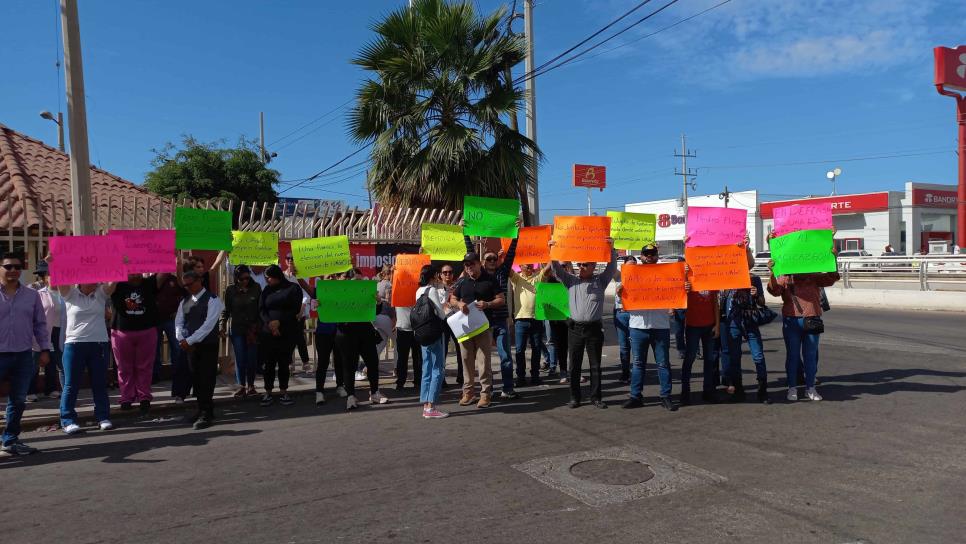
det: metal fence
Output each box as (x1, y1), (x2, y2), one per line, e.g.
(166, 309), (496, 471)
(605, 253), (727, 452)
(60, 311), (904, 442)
(753, 255), (966, 291)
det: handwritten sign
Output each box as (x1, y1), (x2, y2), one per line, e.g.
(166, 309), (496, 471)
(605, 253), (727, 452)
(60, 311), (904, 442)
(463, 196), (519, 238)
(174, 207), (232, 250)
(770, 229), (837, 276)
(684, 245), (751, 291)
(109, 229), (176, 274)
(48, 235), (127, 286)
(772, 203), (834, 237)
(316, 280), (376, 322)
(685, 207), (747, 247)
(391, 254), (431, 307)
(500, 225), (551, 265)
(620, 262), (687, 310)
(550, 216), (612, 262)
(607, 211), (656, 250)
(231, 231), (279, 266)
(290, 235), (352, 278)
(421, 224), (465, 261)
(534, 282), (570, 321)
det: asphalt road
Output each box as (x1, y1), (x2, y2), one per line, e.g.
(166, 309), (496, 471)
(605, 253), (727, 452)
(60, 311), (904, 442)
(3, 307), (965, 544)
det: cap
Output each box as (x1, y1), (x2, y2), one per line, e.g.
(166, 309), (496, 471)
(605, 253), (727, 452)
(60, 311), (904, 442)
(462, 252), (480, 263)
(641, 243), (659, 255)
(33, 261), (49, 275)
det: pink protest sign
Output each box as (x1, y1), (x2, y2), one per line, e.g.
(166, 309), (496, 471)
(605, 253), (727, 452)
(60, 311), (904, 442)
(48, 235), (127, 286)
(772, 204), (833, 236)
(685, 207), (747, 247)
(109, 229), (177, 274)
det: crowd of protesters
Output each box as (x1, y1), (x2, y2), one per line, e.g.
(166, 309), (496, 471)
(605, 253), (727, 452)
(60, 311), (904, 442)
(0, 224), (839, 455)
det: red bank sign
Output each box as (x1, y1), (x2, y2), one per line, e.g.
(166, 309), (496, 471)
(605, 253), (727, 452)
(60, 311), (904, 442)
(573, 164), (606, 189)
(760, 192), (889, 219)
(934, 45), (966, 92)
(912, 189), (958, 208)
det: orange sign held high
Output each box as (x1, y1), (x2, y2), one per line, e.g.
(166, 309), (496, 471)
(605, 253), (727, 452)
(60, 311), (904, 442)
(500, 225), (552, 265)
(620, 262), (687, 311)
(550, 216), (612, 263)
(390, 253), (431, 307)
(684, 245), (751, 291)
(573, 164), (606, 190)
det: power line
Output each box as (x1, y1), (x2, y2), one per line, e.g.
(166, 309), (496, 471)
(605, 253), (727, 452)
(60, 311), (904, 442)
(278, 142), (374, 195)
(266, 98), (353, 148)
(699, 148), (953, 170)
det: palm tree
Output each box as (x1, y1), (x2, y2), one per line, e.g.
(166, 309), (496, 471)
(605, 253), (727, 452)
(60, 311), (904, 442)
(349, 0), (540, 222)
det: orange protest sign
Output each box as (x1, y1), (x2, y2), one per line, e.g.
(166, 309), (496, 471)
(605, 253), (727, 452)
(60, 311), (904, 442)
(500, 225), (551, 265)
(620, 262), (687, 310)
(550, 216), (612, 262)
(684, 245), (751, 291)
(390, 253), (431, 307)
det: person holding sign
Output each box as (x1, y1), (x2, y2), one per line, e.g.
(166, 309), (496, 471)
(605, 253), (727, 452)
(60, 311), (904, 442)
(329, 271), (390, 411)
(541, 263), (574, 384)
(221, 265), (262, 398)
(257, 265), (304, 408)
(509, 263), (551, 386)
(766, 235), (840, 402)
(679, 279), (719, 406)
(175, 265), (225, 430)
(549, 237), (617, 409)
(110, 272), (168, 418)
(612, 256), (637, 385)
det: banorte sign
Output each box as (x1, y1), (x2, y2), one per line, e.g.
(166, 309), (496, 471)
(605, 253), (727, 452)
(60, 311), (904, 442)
(573, 164), (606, 190)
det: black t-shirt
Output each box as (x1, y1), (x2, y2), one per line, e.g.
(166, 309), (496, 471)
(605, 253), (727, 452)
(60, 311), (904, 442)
(111, 278), (160, 331)
(454, 270), (499, 323)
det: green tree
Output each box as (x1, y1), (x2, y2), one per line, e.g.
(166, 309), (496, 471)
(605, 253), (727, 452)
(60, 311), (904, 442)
(144, 136), (279, 203)
(349, 0), (540, 220)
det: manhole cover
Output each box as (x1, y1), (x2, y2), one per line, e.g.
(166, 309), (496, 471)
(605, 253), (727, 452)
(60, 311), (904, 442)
(569, 459), (655, 485)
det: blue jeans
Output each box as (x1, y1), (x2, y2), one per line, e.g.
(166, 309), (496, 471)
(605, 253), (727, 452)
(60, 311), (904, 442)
(782, 317), (820, 388)
(670, 310), (686, 356)
(0, 351), (35, 445)
(724, 322), (767, 384)
(614, 310), (631, 378)
(629, 328), (672, 399)
(419, 336), (446, 404)
(155, 319), (179, 382)
(513, 319), (542, 379)
(61, 342), (110, 427)
(492, 322), (514, 392)
(230, 333), (258, 387)
(682, 325), (715, 393)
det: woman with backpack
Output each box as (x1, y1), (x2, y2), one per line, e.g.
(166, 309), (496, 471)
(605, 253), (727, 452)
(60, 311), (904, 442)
(410, 265), (450, 419)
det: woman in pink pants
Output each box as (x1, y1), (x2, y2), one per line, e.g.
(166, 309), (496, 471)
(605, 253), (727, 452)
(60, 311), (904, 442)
(110, 274), (163, 417)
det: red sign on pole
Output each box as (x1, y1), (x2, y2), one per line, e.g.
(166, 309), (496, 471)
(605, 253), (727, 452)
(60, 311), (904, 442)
(573, 164), (606, 190)
(934, 46), (966, 93)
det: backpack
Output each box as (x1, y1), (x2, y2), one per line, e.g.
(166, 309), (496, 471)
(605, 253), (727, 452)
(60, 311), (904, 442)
(411, 289), (444, 346)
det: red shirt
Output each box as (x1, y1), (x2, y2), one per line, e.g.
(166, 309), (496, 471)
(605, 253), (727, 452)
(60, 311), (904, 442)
(686, 291), (717, 327)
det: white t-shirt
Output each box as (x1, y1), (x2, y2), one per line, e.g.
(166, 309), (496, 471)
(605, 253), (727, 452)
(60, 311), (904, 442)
(64, 286), (110, 343)
(415, 285), (447, 319)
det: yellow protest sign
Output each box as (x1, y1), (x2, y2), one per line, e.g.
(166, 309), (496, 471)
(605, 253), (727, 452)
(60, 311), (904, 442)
(290, 235), (352, 278)
(231, 231), (279, 266)
(421, 224), (465, 261)
(607, 211), (656, 250)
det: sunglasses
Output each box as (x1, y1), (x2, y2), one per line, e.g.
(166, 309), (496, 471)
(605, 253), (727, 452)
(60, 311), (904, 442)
(441, 270), (454, 274)
(484, 256), (497, 262)
(2, 264), (23, 271)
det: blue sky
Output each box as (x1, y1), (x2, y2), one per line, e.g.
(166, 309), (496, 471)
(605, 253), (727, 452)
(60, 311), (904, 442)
(2, 0), (964, 219)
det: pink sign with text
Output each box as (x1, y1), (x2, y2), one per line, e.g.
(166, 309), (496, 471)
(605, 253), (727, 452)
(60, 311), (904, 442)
(685, 207), (747, 247)
(48, 235), (127, 286)
(109, 229), (177, 274)
(772, 204), (833, 236)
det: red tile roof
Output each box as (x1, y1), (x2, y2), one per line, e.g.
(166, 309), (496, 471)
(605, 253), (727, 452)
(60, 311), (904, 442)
(0, 123), (155, 232)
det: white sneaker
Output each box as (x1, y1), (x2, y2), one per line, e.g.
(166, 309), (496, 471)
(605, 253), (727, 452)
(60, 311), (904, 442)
(26, 394), (39, 402)
(174, 397), (185, 405)
(346, 395), (358, 410)
(63, 423), (82, 435)
(98, 420), (114, 431)
(315, 392), (326, 406)
(370, 391), (389, 404)
(787, 388), (798, 402)
(49, 391), (61, 399)
(354, 371), (366, 381)
(805, 388), (822, 401)
(336, 386), (348, 398)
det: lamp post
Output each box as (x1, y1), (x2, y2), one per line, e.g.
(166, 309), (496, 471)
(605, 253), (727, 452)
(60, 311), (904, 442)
(39, 111), (64, 152)
(826, 167), (842, 196)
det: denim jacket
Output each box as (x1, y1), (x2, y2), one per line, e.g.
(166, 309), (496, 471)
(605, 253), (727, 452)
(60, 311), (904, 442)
(720, 275), (765, 330)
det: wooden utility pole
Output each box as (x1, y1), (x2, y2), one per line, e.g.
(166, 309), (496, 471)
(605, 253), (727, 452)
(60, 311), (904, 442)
(60, 0), (94, 235)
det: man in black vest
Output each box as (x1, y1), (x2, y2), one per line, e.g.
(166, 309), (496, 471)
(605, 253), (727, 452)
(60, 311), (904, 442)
(175, 267), (224, 430)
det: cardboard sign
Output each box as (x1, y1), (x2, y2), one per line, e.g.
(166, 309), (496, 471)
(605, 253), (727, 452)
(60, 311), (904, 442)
(390, 254), (431, 307)
(770, 229), (837, 276)
(685, 207), (746, 247)
(607, 211), (656, 250)
(499, 225), (551, 265)
(772, 204), (834, 237)
(315, 280), (377, 323)
(421, 223), (466, 261)
(463, 196), (519, 238)
(48, 235), (128, 286)
(684, 245), (752, 291)
(109, 229), (176, 274)
(231, 231), (279, 266)
(174, 207), (232, 250)
(550, 216), (612, 262)
(290, 235), (352, 278)
(620, 262), (687, 310)
(534, 282), (570, 321)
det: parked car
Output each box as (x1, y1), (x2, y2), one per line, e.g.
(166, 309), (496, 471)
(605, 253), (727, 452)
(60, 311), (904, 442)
(659, 255), (685, 263)
(837, 250), (877, 269)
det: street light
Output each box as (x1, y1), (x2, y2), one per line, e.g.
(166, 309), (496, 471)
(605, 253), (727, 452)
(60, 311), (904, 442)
(826, 167), (842, 195)
(39, 110), (64, 152)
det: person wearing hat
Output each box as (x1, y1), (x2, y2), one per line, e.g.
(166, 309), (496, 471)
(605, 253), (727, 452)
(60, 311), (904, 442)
(27, 261), (65, 401)
(612, 255), (637, 385)
(175, 264), (224, 429)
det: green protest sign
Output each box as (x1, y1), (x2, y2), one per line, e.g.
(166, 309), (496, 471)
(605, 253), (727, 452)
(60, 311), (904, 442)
(316, 280), (377, 323)
(770, 229), (837, 276)
(463, 196), (519, 238)
(607, 211), (656, 250)
(421, 224), (466, 261)
(174, 207), (232, 250)
(231, 231), (279, 266)
(290, 235), (352, 278)
(535, 282), (570, 321)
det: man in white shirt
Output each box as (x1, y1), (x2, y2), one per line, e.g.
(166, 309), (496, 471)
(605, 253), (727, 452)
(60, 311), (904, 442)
(175, 268), (224, 430)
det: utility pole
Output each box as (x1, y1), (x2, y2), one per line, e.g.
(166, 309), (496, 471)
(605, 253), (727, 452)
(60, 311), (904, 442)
(674, 133), (697, 219)
(259, 111), (267, 162)
(523, 0), (539, 225)
(719, 185), (732, 208)
(60, 0), (94, 236)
